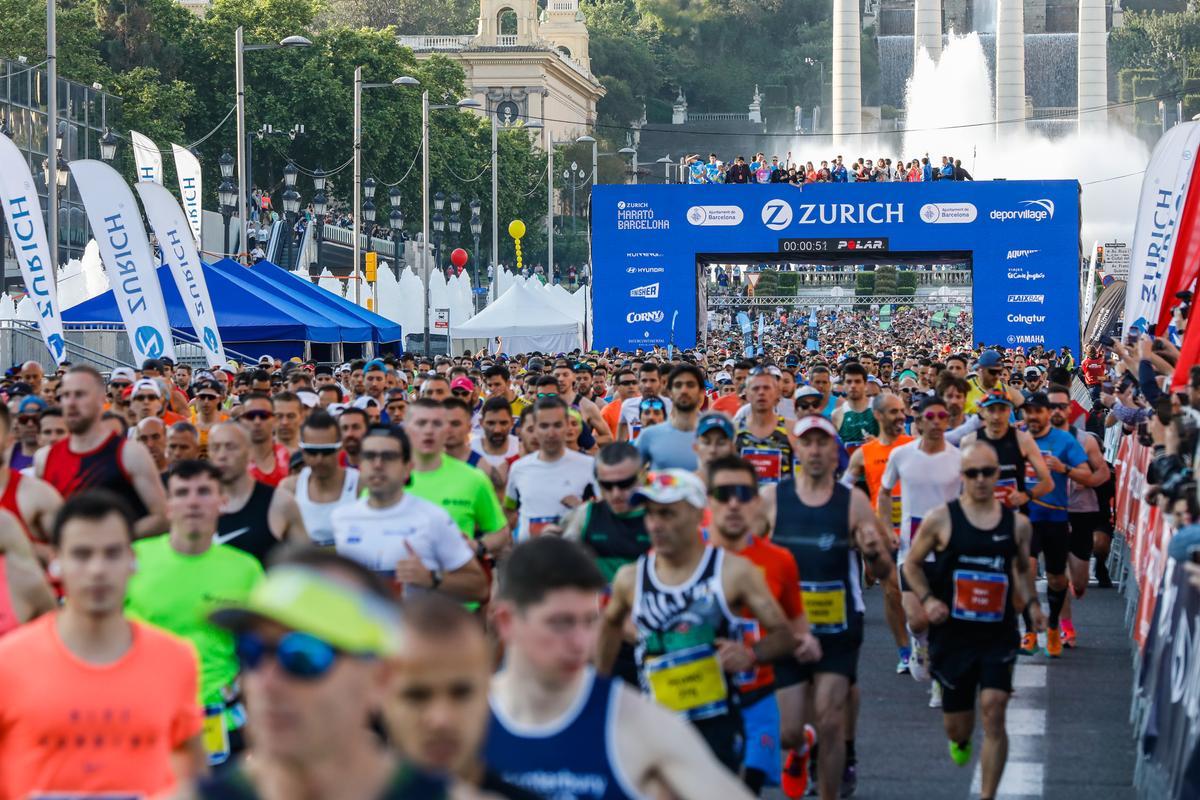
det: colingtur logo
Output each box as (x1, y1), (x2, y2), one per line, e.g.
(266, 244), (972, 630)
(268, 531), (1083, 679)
(1007, 313), (1047, 324)
(630, 283), (660, 299)
(990, 199), (1055, 222)
(1006, 294), (1045, 304)
(1006, 249), (1040, 260)
(626, 310), (665, 324)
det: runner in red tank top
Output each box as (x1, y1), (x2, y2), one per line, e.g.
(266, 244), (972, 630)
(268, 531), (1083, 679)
(240, 394), (292, 487)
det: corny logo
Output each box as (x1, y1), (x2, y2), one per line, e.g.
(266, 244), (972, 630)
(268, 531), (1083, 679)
(627, 310), (665, 324)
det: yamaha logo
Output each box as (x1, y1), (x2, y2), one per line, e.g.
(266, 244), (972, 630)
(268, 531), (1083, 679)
(761, 200), (793, 230)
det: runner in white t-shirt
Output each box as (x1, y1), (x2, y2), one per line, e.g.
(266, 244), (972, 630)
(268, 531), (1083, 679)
(504, 397), (598, 540)
(331, 424), (488, 602)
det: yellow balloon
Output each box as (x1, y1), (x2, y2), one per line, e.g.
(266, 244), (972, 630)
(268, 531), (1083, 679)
(508, 219), (526, 239)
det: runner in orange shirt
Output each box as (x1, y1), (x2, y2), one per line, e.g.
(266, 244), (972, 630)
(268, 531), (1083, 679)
(602, 367), (640, 438)
(844, 393), (913, 674)
(707, 454), (821, 797)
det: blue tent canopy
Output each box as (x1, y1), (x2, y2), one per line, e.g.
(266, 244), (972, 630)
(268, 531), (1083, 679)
(244, 259), (402, 343)
(62, 260), (399, 352)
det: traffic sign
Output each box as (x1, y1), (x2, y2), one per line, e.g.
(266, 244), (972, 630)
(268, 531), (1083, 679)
(1103, 241), (1130, 279)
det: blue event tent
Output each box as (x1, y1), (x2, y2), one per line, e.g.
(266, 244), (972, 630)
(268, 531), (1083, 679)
(63, 258), (400, 360)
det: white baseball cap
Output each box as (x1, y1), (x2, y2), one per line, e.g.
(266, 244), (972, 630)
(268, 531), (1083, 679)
(131, 378), (162, 398)
(793, 415), (837, 439)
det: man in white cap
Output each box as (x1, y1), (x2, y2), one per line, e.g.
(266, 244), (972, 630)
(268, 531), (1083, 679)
(130, 379), (184, 426)
(599, 467), (801, 775)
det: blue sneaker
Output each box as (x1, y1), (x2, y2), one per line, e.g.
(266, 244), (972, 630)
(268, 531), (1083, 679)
(896, 647), (911, 675)
(840, 763), (858, 797)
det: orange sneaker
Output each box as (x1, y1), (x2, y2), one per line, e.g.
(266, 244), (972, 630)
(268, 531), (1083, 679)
(781, 724), (817, 799)
(1019, 632), (1039, 655)
(1046, 627), (1063, 658)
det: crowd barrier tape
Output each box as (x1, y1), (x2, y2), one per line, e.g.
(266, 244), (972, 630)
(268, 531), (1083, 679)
(1112, 435), (1200, 798)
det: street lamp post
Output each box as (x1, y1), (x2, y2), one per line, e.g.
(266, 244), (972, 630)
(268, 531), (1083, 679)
(235, 27), (312, 265)
(576, 135), (597, 282)
(562, 161), (587, 234)
(488, 116), (541, 303)
(312, 167), (327, 278)
(219, 151), (236, 259)
(546, 127), (554, 284)
(363, 177), (377, 310)
(468, 198), (481, 298)
(618, 147), (638, 184)
(353, 70), (419, 308)
(282, 161), (300, 270)
(655, 155), (674, 184)
(448, 194), (462, 260)
(389, 185), (404, 285)
(99, 128), (118, 162)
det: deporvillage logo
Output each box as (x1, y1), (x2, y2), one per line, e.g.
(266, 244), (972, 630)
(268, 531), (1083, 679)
(990, 199), (1055, 222)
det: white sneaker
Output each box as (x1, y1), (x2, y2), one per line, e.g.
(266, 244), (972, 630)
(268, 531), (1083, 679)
(929, 682), (942, 709)
(909, 639), (931, 683)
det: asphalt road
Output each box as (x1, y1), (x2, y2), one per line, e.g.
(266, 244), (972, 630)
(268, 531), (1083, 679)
(764, 580), (1137, 799)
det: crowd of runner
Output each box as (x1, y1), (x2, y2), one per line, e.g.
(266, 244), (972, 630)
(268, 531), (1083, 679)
(0, 299), (1164, 800)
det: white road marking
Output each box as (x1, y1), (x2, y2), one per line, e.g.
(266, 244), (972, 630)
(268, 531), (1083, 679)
(970, 660), (1047, 798)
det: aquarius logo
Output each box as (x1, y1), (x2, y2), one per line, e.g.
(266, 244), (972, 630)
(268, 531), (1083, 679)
(135, 326), (165, 358)
(46, 333), (65, 361)
(202, 326), (220, 354)
(760, 200), (793, 231)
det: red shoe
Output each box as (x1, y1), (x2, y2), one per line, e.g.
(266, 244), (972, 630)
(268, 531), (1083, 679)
(782, 724), (817, 799)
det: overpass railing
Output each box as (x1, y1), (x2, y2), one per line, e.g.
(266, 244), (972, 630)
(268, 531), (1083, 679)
(708, 293), (971, 308)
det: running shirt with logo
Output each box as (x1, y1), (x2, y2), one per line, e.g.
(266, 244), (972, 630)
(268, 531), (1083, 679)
(505, 450), (598, 540)
(580, 502), (650, 584)
(485, 668), (640, 800)
(0, 613), (202, 799)
(125, 536), (263, 710)
(771, 481), (864, 644)
(632, 546), (740, 722)
(861, 436), (913, 534)
(729, 536), (804, 705)
(471, 433), (521, 468)
(409, 457), (505, 539)
(735, 418), (794, 485)
(295, 467), (359, 547)
(979, 426), (1026, 507)
(837, 406), (879, 451)
(217, 481), (278, 565)
(880, 441), (961, 561)
(619, 395), (673, 438)
(248, 442), (292, 487)
(43, 432), (149, 518)
(927, 500), (1020, 647)
(1027, 428), (1087, 523)
(332, 494), (474, 579)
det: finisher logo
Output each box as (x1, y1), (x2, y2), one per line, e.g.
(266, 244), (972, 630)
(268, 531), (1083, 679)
(761, 200), (793, 230)
(990, 199), (1055, 222)
(630, 283), (660, 299)
(616, 201), (670, 231)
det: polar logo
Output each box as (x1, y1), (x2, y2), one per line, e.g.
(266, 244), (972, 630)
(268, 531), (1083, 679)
(202, 326), (220, 353)
(45, 333), (65, 361)
(761, 200), (793, 231)
(919, 203), (977, 224)
(1006, 294), (1045, 304)
(1006, 249), (1040, 260)
(630, 283), (660, 299)
(135, 326), (165, 358)
(627, 310), (665, 324)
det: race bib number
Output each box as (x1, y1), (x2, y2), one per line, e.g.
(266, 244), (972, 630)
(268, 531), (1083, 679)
(645, 644), (729, 719)
(890, 495), (903, 527)
(528, 516), (560, 537)
(741, 447), (782, 484)
(202, 705), (231, 766)
(994, 477), (1018, 506)
(951, 570), (1009, 622)
(801, 580), (848, 634)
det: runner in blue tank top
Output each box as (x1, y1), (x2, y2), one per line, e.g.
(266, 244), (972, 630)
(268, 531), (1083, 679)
(488, 536), (757, 799)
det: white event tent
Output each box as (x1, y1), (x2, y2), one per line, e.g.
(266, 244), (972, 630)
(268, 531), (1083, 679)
(454, 282), (582, 354)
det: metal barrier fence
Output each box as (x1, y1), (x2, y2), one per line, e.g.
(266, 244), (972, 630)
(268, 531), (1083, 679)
(0, 320), (259, 371)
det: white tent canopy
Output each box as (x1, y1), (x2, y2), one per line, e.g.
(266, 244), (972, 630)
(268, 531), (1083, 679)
(454, 282), (582, 354)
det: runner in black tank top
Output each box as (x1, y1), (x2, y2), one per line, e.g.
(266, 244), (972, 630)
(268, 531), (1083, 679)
(976, 425), (1025, 506)
(901, 442), (1042, 797)
(217, 481), (278, 565)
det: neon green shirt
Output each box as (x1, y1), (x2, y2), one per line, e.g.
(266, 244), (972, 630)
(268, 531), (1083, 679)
(126, 535), (264, 706)
(408, 456), (506, 539)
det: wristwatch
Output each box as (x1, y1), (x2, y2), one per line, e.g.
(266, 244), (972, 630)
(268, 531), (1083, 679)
(429, 569), (444, 590)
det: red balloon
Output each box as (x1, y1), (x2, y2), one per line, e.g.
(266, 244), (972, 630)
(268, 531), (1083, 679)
(450, 248), (469, 268)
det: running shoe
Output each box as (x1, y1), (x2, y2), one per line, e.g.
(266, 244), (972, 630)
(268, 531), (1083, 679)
(1046, 627), (1064, 658)
(840, 763), (858, 798)
(929, 681), (942, 709)
(896, 647), (911, 675)
(909, 640), (931, 682)
(781, 725), (817, 799)
(1062, 619), (1077, 648)
(1019, 631), (1040, 656)
(949, 739), (973, 766)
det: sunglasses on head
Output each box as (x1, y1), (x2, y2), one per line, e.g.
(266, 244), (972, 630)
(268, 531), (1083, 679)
(598, 474), (639, 491)
(242, 410), (274, 421)
(962, 466), (999, 479)
(640, 400), (665, 410)
(711, 484), (757, 503)
(536, 392), (558, 398)
(236, 631), (347, 680)
(301, 443), (340, 457)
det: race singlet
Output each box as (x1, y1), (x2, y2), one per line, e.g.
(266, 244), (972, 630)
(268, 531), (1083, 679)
(741, 447), (782, 485)
(645, 644), (729, 717)
(800, 580), (848, 634)
(951, 570), (1008, 622)
(994, 477), (1018, 506)
(528, 516), (560, 537)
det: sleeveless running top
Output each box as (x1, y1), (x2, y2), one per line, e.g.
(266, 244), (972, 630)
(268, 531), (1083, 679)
(248, 443), (291, 487)
(8, 443), (33, 472)
(485, 668), (639, 800)
(978, 426), (1026, 507)
(43, 432), (148, 519)
(581, 502), (650, 585)
(216, 482), (278, 565)
(837, 406), (879, 450)
(772, 480), (864, 641)
(1068, 429), (1100, 513)
(0, 556), (16, 637)
(0, 470), (31, 542)
(632, 546), (739, 722)
(928, 500), (1020, 646)
(196, 764), (449, 799)
(295, 467), (359, 548)
(861, 436), (911, 530)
